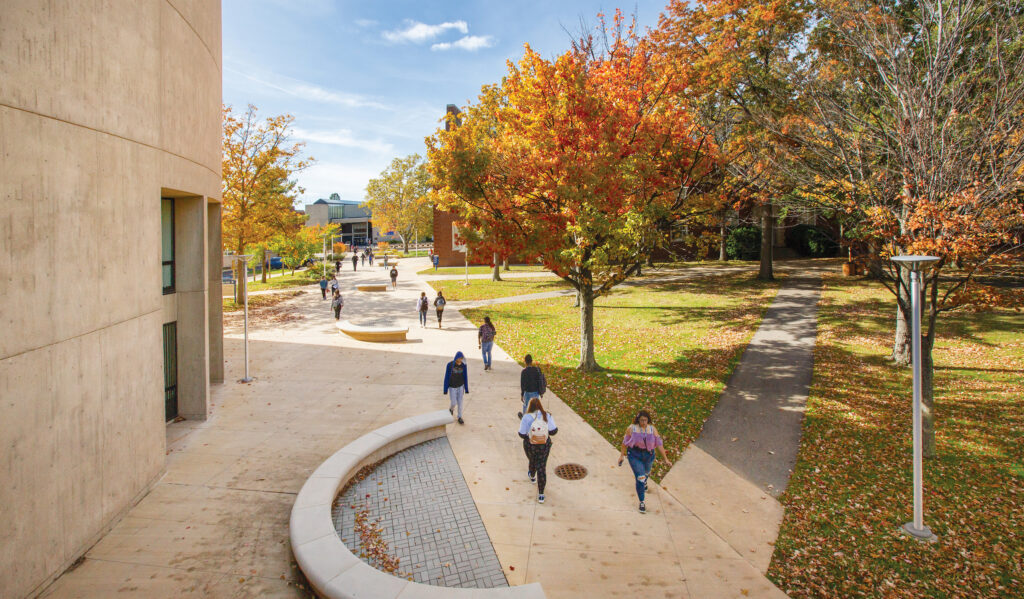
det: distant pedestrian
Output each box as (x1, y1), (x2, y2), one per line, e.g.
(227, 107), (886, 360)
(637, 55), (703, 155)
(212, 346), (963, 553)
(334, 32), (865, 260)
(442, 351), (469, 424)
(319, 276), (328, 300)
(351, 254), (358, 271)
(432, 254), (440, 271)
(368, 251), (374, 266)
(416, 292), (429, 327)
(361, 253), (366, 266)
(617, 410), (670, 514)
(433, 291), (447, 329)
(518, 397), (558, 504)
(335, 260), (341, 274)
(518, 354), (546, 418)
(331, 290), (344, 320)
(390, 266), (398, 290)
(478, 316), (496, 371)
(330, 278), (339, 294)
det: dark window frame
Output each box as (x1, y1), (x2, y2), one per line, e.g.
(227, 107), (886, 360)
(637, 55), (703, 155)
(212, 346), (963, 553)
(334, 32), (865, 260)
(162, 197), (175, 294)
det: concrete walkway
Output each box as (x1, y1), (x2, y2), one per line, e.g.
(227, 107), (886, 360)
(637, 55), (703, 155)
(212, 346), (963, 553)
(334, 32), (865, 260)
(41, 256), (792, 599)
(660, 275), (822, 574)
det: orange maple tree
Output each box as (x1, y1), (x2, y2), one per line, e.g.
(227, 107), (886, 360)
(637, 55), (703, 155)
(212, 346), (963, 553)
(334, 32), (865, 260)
(428, 13), (717, 371)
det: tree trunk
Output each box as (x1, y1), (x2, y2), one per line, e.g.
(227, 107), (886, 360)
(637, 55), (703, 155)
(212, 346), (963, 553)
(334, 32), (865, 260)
(403, 235), (410, 254)
(892, 269), (911, 365)
(502, 258), (510, 271)
(646, 254), (654, 267)
(719, 220), (728, 261)
(758, 203), (774, 281)
(234, 260), (245, 305)
(492, 252), (502, 281)
(573, 290), (580, 308)
(577, 282), (601, 371)
(921, 334), (936, 459)
(261, 248), (268, 283)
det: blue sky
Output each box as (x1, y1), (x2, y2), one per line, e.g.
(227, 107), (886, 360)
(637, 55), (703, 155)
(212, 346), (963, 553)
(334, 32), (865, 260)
(222, 0), (669, 207)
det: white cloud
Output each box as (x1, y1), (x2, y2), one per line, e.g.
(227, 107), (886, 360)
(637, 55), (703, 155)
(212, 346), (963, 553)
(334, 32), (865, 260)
(431, 35), (495, 51)
(296, 162), (385, 204)
(226, 66), (389, 110)
(383, 20), (468, 43)
(292, 128), (393, 154)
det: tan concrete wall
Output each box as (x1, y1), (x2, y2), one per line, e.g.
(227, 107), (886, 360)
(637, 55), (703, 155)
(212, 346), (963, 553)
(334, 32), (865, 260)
(0, 1), (222, 597)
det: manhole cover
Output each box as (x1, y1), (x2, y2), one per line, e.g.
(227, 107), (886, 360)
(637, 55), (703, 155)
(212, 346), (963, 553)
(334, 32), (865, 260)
(554, 463), (588, 480)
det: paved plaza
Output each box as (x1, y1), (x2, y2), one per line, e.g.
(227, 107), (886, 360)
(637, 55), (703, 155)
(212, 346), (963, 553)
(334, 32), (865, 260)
(333, 437), (507, 589)
(41, 257), (796, 598)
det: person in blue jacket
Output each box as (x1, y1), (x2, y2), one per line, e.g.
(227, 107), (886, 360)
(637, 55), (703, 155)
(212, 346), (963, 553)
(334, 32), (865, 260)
(443, 351), (469, 424)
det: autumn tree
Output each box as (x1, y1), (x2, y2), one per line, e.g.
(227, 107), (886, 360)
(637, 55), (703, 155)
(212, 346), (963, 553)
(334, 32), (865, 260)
(363, 154), (432, 254)
(655, 0), (811, 280)
(428, 14), (716, 371)
(222, 104), (312, 299)
(271, 226), (321, 274)
(767, 0), (1024, 456)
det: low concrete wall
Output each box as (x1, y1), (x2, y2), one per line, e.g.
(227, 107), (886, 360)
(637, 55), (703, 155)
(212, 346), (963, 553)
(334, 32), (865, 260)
(290, 410), (546, 599)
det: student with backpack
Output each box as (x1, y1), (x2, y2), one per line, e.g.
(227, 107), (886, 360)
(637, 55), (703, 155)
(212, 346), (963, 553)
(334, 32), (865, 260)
(390, 266), (399, 290)
(433, 291), (447, 329)
(331, 289), (344, 320)
(478, 316), (496, 371)
(319, 276), (328, 300)
(416, 292), (429, 327)
(442, 351), (469, 424)
(518, 354), (546, 418)
(518, 397), (558, 504)
(616, 409), (671, 513)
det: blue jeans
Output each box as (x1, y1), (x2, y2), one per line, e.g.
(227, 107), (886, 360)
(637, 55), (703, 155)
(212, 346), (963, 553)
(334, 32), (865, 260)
(521, 391), (540, 413)
(627, 448), (656, 501)
(419, 310), (427, 326)
(449, 386), (465, 418)
(481, 341), (493, 368)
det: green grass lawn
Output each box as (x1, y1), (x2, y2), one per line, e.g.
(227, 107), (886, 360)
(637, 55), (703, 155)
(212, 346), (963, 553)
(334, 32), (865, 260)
(234, 270), (316, 292)
(416, 264), (551, 275)
(426, 277), (571, 301)
(462, 272), (782, 481)
(768, 275), (1023, 598)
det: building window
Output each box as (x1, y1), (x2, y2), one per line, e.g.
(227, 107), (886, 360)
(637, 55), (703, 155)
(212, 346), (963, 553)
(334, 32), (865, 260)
(161, 198), (175, 294)
(163, 322), (178, 421)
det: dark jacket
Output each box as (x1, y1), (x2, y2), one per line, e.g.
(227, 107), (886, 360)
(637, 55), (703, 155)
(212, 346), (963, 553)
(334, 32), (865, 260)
(443, 351), (469, 393)
(520, 365), (545, 396)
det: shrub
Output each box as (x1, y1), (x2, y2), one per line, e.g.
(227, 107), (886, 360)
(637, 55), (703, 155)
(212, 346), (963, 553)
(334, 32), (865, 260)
(726, 226), (761, 260)
(786, 224), (839, 257)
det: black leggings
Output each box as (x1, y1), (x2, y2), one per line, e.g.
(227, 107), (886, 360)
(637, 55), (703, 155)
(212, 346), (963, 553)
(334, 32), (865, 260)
(436, 308), (444, 325)
(523, 439), (552, 494)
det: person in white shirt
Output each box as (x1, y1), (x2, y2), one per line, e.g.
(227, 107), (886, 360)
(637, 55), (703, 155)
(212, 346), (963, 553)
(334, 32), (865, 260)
(517, 397), (558, 504)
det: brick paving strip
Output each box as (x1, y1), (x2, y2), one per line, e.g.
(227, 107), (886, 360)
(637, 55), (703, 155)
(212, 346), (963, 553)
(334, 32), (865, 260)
(333, 438), (509, 589)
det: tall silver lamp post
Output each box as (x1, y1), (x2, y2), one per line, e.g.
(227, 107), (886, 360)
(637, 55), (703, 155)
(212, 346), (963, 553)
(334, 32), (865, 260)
(228, 254), (255, 384)
(891, 254), (939, 542)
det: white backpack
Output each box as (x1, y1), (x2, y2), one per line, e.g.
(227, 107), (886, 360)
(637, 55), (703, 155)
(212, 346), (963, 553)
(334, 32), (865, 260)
(528, 413), (549, 445)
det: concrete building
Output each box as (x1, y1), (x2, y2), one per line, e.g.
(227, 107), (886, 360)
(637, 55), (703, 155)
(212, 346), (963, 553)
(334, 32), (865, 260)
(304, 194), (376, 247)
(0, 2), (223, 597)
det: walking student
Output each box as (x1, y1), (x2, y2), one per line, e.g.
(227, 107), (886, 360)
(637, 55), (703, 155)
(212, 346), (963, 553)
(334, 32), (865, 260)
(390, 266), (398, 290)
(433, 291), (446, 329)
(351, 253), (358, 271)
(319, 276), (328, 300)
(416, 292), (429, 327)
(361, 253), (366, 266)
(331, 289), (344, 320)
(617, 409), (670, 513)
(518, 354), (546, 418)
(442, 351), (469, 424)
(518, 397), (558, 504)
(478, 316), (496, 371)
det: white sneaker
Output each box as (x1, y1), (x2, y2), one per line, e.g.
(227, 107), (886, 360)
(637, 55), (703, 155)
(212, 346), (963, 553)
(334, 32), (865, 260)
(537, 494), (545, 504)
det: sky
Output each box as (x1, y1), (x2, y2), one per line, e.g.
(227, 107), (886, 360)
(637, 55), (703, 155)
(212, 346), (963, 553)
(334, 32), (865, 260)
(222, 0), (670, 208)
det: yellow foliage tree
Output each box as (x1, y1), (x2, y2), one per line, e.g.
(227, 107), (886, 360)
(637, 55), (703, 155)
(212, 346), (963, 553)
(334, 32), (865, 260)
(222, 104), (312, 297)
(362, 154), (432, 253)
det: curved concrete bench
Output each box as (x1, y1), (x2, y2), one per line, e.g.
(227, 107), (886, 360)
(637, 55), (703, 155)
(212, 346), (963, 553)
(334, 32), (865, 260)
(356, 284), (389, 292)
(336, 320), (409, 342)
(290, 410), (546, 599)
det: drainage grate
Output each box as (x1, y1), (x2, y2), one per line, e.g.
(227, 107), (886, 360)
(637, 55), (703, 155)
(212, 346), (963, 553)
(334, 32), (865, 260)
(554, 463), (588, 480)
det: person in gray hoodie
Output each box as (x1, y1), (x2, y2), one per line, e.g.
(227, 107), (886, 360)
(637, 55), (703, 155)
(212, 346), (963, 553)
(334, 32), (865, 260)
(443, 351), (469, 424)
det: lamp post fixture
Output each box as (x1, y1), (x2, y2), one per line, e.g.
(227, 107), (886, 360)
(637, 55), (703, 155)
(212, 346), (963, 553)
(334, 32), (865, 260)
(891, 254), (940, 542)
(227, 254), (255, 384)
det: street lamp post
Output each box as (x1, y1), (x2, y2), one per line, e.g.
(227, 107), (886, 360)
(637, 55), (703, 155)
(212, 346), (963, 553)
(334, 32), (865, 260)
(228, 254), (255, 384)
(891, 254), (940, 542)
